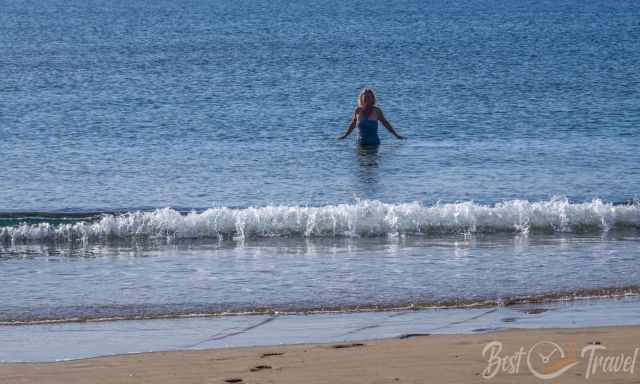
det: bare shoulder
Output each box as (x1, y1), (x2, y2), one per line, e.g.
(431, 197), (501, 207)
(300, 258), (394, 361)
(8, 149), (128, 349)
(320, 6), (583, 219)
(373, 106), (385, 118)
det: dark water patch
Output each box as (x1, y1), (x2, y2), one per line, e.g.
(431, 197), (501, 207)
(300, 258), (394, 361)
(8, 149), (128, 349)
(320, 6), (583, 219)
(398, 333), (431, 339)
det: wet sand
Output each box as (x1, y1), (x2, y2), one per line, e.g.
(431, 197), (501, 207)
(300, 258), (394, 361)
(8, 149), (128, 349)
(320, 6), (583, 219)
(2, 325), (640, 383)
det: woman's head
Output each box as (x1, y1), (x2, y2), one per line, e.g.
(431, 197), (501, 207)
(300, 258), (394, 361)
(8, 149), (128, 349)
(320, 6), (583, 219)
(358, 88), (376, 108)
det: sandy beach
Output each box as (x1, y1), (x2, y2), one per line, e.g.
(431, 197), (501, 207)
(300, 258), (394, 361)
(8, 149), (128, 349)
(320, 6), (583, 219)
(2, 325), (640, 383)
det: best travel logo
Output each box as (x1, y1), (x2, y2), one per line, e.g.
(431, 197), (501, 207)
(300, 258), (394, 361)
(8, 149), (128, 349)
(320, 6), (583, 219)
(482, 340), (639, 380)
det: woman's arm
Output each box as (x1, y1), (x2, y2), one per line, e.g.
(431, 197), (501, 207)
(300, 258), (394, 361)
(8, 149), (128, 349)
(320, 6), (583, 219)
(377, 108), (405, 139)
(337, 108), (359, 139)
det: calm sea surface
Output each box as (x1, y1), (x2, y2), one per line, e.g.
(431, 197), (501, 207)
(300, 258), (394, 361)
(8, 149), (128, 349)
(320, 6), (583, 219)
(1, 0), (639, 323)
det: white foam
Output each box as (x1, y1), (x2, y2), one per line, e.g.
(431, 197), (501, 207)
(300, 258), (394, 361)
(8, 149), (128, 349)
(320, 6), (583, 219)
(1, 197), (639, 242)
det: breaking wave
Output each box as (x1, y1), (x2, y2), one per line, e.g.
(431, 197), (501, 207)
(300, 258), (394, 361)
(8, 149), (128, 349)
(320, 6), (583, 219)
(1, 198), (639, 243)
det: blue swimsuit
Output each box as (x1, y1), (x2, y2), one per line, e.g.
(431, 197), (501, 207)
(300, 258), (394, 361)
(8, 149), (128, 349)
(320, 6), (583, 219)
(356, 117), (380, 146)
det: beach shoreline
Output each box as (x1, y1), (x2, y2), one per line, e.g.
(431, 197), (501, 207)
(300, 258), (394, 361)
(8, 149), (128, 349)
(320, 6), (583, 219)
(2, 325), (640, 383)
(3, 296), (640, 364)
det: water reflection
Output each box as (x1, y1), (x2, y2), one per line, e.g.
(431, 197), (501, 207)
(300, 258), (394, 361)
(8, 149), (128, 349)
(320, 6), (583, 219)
(354, 145), (381, 197)
(356, 145), (380, 167)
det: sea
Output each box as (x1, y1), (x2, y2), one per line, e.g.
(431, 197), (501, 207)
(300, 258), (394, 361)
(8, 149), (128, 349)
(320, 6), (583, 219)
(1, 0), (640, 330)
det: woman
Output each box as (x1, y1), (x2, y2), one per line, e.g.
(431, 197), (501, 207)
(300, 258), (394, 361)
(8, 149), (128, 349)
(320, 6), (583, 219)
(337, 88), (405, 145)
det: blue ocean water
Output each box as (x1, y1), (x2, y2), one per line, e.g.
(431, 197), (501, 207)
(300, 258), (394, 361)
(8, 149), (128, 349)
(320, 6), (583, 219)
(1, 0), (640, 323)
(2, 0), (639, 210)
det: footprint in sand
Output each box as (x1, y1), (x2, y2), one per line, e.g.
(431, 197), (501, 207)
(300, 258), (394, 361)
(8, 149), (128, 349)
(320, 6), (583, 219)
(332, 343), (365, 349)
(250, 365), (272, 372)
(260, 352), (284, 358)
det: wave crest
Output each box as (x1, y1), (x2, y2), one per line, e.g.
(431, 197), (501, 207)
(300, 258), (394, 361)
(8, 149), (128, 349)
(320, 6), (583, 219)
(1, 198), (639, 242)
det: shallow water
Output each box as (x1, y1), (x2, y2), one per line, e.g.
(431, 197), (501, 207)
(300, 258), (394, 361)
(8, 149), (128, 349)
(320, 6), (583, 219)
(1, 0), (640, 328)
(1, 233), (639, 323)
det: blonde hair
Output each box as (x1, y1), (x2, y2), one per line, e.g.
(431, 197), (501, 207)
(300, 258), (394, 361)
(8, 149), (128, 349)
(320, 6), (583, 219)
(358, 88), (377, 111)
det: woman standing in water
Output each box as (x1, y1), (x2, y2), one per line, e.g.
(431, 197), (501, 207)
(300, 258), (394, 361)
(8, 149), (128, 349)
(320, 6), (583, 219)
(337, 88), (405, 145)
